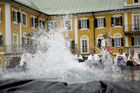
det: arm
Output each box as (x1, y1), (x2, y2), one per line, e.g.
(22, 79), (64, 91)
(123, 53), (128, 63)
(134, 53), (139, 63)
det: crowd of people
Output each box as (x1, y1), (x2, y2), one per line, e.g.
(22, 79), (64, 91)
(75, 32), (140, 68)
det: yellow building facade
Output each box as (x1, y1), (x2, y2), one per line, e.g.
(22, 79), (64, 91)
(0, 0), (140, 69)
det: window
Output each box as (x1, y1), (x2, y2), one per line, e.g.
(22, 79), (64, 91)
(134, 37), (140, 46)
(95, 17), (105, 28)
(133, 15), (140, 30)
(31, 16), (35, 28)
(97, 39), (103, 48)
(0, 35), (3, 47)
(13, 34), (18, 52)
(82, 40), (88, 53)
(0, 8), (1, 23)
(134, 0), (138, 3)
(22, 13), (27, 26)
(79, 19), (89, 29)
(22, 37), (29, 50)
(70, 40), (75, 50)
(40, 19), (45, 30)
(64, 20), (72, 31)
(12, 9), (17, 23)
(112, 34), (123, 47)
(114, 38), (122, 47)
(111, 16), (122, 27)
(80, 35), (89, 54)
(47, 21), (57, 31)
(30, 39), (37, 53)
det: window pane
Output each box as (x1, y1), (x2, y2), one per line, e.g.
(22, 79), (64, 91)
(65, 20), (72, 30)
(134, 0), (138, 3)
(22, 14), (26, 25)
(80, 19), (88, 29)
(0, 35), (2, 47)
(97, 18), (104, 28)
(134, 15), (140, 30)
(114, 17), (120, 26)
(114, 38), (121, 47)
(82, 39), (88, 53)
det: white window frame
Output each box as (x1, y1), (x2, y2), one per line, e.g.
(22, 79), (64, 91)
(113, 33), (122, 47)
(64, 19), (72, 31)
(47, 21), (57, 31)
(114, 38), (122, 47)
(133, 0), (139, 4)
(132, 14), (140, 31)
(79, 18), (89, 30)
(96, 17), (105, 29)
(31, 16), (35, 29)
(80, 35), (89, 54)
(39, 18), (45, 30)
(134, 36), (140, 46)
(12, 8), (18, 24)
(112, 15), (122, 27)
(22, 12), (27, 26)
(13, 34), (19, 52)
(0, 8), (1, 24)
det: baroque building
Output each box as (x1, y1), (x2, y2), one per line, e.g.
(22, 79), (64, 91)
(0, 0), (140, 69)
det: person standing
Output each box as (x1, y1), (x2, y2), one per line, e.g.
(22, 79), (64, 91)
(101, 32), (113, 64)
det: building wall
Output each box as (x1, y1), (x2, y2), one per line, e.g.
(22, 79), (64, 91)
(127, 0), (134, 4)
(77, 15), (94, 54)
(1, 0), (140, 69)
(94, 13), (125, 54)
(0, 4), (5, 52)
(0, 4), (6, 69)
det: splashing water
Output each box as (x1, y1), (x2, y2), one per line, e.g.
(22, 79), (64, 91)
(2, 28), (122, 84)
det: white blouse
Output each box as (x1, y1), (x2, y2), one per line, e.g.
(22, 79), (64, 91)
(114, 53), (127, 65)
(128, 53), (140, 64)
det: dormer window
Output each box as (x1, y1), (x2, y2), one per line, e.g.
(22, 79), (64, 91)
(134, 0), (138, 3)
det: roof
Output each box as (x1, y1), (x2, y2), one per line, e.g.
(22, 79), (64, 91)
(13, 0), (139, 15)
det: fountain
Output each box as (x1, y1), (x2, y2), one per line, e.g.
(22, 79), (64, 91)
(1, 16), (140, 93)
(1, 23), (122, 84)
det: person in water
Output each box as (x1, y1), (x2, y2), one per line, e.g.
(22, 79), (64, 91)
(101, 32), (113, 63)
(86, 50), (100, 67)
(115, 49), (127, 67)
(75, 51), (84, 62)
(127, 48), (140, 66)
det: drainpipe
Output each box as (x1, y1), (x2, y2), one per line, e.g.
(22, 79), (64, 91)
(92, 12), (95, 49)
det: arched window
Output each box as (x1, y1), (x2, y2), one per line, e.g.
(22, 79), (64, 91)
(113, 33), (123, 47)
(80, 35), (89, 54)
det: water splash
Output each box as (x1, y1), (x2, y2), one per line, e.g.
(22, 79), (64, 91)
(2, 22), (122, 84)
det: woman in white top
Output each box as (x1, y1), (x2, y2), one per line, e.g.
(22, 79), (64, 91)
(115, 49), (127, 67)
(75, 51), (84, 62)
(127, 49), (140, 66)
(86, 50), (100, 67)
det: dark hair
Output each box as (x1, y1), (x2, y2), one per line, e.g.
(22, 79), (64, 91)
(119, 49), (123, 52)
(92, 49), (96, 53)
